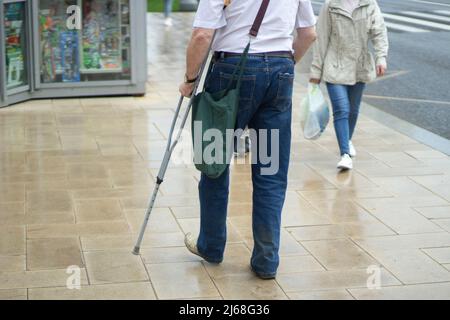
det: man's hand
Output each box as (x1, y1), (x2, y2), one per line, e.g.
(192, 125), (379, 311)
(376, 64), (386, 77)
(179, 82), (195, 97)
(310, 78), (320, 84)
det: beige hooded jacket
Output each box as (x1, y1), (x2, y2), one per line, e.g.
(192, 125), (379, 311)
(311, 0), (389, 85)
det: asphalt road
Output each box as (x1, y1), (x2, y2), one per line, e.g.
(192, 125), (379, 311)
(310, 0), (450, 139)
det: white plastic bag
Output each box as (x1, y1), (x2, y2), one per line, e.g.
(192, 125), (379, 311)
(300, 83), (330, 140)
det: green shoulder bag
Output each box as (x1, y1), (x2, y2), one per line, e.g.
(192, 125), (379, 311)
(191, 44), (250, 179)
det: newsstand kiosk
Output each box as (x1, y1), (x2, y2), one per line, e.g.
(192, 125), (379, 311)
(0, 0), (147, 107)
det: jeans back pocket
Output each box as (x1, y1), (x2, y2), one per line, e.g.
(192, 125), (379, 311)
(275, 73), (294, 112)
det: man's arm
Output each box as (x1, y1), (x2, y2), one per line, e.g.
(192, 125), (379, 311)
(179, 28), (215, 97)
(185, 28), (215, 80)
(179, 0), (226, 96)
(293, 26), (317, 63)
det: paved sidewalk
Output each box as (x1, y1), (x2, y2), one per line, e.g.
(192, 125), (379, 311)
(0, 13), (450, 300)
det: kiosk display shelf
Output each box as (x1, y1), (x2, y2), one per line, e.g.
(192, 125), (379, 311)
(4, 1), (28, 90)
(38, 0), (132, 83)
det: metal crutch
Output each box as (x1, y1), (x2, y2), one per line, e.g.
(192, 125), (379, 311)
(132, 35), (216, 256)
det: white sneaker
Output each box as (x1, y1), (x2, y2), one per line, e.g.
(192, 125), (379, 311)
(349, 141), (356, 158)
(164, 17), (173, 26)
(337, 154), (353, 170)
(234, 136), (251, 157)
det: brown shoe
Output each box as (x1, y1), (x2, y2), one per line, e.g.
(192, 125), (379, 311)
(250, 265), (276, 280)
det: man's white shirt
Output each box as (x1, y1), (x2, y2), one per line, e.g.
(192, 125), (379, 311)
(193, 0), (316, 53)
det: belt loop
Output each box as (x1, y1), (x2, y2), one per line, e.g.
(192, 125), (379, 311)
(264, 53), (269, 63)
(220, 52), (225, 60)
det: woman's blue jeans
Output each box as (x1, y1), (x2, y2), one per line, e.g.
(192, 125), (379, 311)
(197, 55), (294, 277)
(326, 82), (366, 156)
(164, 0), (173, 18)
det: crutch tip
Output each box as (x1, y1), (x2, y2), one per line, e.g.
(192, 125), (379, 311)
(132, 247), (141, 255)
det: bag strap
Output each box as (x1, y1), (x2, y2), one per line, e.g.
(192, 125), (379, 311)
(219, 0), (270, 96)
(235, 43), (250, 90)
(223, 42), (251, 94)
(250, 0), (270, 37)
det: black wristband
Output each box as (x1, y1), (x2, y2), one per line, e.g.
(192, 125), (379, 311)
(185, 74), (198, 84)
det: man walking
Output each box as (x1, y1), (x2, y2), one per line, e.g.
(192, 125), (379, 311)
(180, 0), (316, 279)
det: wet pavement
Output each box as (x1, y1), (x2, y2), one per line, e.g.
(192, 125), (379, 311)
(0, 13), (449, 300)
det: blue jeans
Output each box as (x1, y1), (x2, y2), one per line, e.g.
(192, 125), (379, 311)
(164, 0), (173, 18)
(326, 82), (366, 156)
(197, 55), (294, 277)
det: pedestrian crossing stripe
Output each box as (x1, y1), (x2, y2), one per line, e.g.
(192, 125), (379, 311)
(401, 11), (450, 24)
(383, 12), (450, 32)
(384, 10), (450, 33)
(384, 21), (428, 33)
(434, 10), (450, 16)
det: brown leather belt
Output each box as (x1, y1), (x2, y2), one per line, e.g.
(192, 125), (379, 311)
(213, 51), (294, 61)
